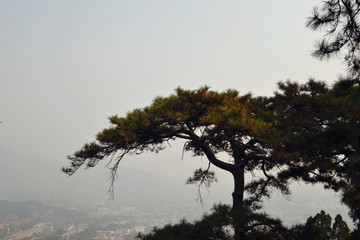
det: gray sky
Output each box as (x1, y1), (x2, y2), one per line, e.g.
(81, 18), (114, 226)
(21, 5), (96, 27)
(0, 0), (350, 221)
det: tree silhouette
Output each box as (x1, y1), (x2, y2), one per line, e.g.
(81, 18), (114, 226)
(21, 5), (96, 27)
(64, 86), (292, 240)
(307, 0), (360, 78)
(289, 210), (350, 240)
(274, 79), (360, 228)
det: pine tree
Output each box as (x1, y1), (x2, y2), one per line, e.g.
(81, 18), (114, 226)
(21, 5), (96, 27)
(289, 211), (350, 240)
(64, 86), (291, 240)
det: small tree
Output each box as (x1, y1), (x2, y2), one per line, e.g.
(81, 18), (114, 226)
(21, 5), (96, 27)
(333, 214), (351, 240)
(304, 210), (334, 240)
(290, 210), (350, 240)
(64, 86), (291, 240)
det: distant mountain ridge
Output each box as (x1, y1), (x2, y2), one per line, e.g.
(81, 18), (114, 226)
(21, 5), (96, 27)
(0, 200), (53, 218)
(0, 144), (197, 208)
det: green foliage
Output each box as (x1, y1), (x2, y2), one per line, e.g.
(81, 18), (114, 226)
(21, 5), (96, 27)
(304, 211), (334, 240)
(273, 79), (360, 226)
(289, 210), (350, 240)
(333, 214), (351, 240)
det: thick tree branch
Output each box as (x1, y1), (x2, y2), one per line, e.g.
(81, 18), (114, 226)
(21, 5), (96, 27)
(198, 140), (238, 173)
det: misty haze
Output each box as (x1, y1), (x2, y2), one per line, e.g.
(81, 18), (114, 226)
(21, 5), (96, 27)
(1, 1), (359, 240)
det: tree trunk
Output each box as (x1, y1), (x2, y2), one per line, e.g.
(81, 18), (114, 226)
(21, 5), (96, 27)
(232, 169), (246, 240)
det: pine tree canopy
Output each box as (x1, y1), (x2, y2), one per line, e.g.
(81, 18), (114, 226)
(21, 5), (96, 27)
(273, 79), (360, 225)
(63, 86), (289, 203)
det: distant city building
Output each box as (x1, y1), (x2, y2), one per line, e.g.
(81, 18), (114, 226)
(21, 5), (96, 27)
(3, 222), (53, 240)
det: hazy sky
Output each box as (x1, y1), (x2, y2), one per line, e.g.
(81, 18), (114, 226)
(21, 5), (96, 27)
(0, 0), (350, 217)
